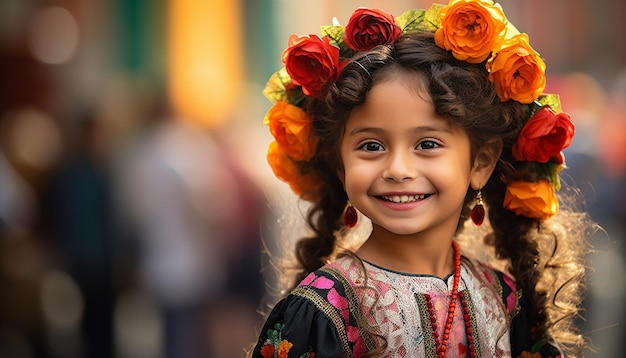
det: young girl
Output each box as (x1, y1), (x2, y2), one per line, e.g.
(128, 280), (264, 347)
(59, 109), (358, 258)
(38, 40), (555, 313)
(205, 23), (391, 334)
(253, 1), (593, 357)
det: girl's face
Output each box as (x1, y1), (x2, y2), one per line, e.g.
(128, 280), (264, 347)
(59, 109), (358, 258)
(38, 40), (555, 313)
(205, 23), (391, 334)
(339, 74), (485, 240)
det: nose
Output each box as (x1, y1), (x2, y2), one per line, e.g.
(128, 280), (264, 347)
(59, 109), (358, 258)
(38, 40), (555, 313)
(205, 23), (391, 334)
(382, 149), (417, 182)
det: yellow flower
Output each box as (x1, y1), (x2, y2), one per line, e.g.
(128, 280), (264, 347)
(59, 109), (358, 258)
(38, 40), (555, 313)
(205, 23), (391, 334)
(435, 0), (507, 63)
(503, 179), (558, 220)
(264, 101), (318, 161)
(266, 141), (322, 201)
(487, 33), (546, 103)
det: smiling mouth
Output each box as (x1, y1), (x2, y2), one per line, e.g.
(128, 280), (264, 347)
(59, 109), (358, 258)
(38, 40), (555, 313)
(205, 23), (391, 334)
(380, 194), (431, 203)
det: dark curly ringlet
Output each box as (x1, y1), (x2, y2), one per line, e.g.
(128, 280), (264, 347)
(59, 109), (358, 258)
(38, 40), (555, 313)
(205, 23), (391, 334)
(292, 31), (588, 356)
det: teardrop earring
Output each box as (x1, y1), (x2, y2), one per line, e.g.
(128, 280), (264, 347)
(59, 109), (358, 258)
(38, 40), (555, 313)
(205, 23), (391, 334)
(343, 203), (358, 228)
(471, 190), (485, 226)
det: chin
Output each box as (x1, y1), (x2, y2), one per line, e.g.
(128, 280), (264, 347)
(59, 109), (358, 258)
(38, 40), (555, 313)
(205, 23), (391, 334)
(379, 224), (425, 236)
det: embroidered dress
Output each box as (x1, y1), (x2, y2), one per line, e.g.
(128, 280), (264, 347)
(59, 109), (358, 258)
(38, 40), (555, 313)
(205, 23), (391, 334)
(253, 255), (562, 358)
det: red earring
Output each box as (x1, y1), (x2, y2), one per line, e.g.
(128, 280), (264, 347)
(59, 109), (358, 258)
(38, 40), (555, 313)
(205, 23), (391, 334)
(470, 190), (485, 226)
(343, 203), (358, 228)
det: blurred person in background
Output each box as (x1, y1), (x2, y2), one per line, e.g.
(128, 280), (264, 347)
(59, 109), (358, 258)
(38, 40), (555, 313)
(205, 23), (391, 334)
(115, 100), (266, 358)
(42, 107), (117, 358)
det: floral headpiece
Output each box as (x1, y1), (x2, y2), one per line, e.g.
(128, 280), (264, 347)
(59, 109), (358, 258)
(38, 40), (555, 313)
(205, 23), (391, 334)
(262, 0), (575, 221)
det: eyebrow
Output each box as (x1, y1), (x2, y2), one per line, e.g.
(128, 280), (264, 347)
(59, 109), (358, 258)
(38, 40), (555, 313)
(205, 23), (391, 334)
(348, 125), (453, 136)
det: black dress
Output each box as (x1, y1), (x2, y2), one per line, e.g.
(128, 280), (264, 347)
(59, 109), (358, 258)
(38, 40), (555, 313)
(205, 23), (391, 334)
(252, 255), (562, 358)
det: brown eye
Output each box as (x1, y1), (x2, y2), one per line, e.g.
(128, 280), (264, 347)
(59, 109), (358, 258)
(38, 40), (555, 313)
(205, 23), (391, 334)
(360, 141), (384, 152)
(417, 140), (440, 150)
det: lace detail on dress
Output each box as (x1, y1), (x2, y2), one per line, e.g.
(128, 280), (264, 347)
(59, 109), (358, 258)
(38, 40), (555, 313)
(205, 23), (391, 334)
(326, 256), (512, 357)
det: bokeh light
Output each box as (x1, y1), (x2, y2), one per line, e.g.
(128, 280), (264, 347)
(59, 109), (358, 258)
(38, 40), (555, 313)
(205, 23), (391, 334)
(27, 6), (79, 65)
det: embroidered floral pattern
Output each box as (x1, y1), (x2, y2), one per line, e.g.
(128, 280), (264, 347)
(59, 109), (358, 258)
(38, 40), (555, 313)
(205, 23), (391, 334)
(518, 347), (562, 358)
(299, 271), (369, 356)
(324, 256), (511, 356)
(259, 323), (315, 358)
(518, 352), (541, 358)
(256, 255), (564, 357)
(479, 264), (518, 315)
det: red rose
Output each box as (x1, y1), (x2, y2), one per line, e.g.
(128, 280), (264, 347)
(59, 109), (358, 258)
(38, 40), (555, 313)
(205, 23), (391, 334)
(282, 34), (340, 98)
(512, 106), (575, 163)
(344, 7), (401, 52)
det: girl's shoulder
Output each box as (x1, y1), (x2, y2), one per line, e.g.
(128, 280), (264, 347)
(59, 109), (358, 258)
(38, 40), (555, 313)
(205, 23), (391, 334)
(252, 256), (375, 358)
(464, 258), (521, 316)
(465, 258), (564, 357)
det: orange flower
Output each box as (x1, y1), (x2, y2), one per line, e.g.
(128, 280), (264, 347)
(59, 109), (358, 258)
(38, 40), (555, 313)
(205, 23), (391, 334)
(344, 7), (402, 51)
(267, 141), (322, 201)
(488, 33), (546, 103)
(513, 106), (576, 163)
(277, 339), (293, 358)
(503, 179), (558, 220)
(518, 351), (541, 358)
(435, 0), (507, 64)
(282, 34), (340, 98)
(264, 101), (318, 161)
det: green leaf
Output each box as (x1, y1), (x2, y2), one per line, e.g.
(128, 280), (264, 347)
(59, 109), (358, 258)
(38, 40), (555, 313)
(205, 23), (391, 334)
(266, 327), (279, 343)
(531, 340), (549, 353)
(537, 93), (563, 113)
(396, 9), (428, 32)
(320, 25), (345, 46)
(262, 68), (308, 107)
(262, 68), (291, 104)
(526, 162), (563, 190)
(286, 87), (307, 107)
(424, 3), (445, 30)
(320, 25), (352, 58)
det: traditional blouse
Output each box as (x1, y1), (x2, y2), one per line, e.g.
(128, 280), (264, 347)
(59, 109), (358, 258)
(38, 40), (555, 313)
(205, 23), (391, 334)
(252, 255), (562, 358)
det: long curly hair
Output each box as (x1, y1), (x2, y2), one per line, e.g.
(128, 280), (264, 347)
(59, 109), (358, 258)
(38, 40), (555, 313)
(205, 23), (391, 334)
(274, 31), (592, 356)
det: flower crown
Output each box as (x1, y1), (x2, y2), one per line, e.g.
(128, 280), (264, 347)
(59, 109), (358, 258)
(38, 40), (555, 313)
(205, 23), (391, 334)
(263, 0), (575, 221)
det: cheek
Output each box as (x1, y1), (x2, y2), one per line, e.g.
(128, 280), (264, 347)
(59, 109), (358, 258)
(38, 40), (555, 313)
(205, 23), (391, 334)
(342, 161), (377, 197)
(429, 155), (472, 184)
(343, 164), (368, 186)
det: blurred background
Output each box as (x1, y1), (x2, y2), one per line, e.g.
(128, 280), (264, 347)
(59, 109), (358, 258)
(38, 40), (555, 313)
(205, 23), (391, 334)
(0, 0), (624, 357)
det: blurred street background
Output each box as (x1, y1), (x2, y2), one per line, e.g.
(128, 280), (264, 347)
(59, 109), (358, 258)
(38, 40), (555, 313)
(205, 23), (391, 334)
(0, 0), (624, 357)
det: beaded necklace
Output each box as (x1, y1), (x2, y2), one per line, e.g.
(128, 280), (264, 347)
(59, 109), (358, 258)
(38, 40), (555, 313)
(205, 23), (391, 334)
(423, 241), (474, 358)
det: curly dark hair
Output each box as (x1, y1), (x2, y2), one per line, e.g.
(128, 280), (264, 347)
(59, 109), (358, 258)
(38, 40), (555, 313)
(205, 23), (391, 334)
(278, 31), (591, 356)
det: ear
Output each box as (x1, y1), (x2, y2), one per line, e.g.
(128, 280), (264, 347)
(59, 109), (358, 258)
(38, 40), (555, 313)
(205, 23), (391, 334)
(470, 138), (502, 190)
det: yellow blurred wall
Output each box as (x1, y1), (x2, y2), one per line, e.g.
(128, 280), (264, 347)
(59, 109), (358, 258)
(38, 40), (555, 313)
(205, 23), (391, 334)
(167, 0), (243, 129)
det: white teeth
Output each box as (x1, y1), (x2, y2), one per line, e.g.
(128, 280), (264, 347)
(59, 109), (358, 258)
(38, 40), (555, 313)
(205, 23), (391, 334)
(381, 194), (425, 203)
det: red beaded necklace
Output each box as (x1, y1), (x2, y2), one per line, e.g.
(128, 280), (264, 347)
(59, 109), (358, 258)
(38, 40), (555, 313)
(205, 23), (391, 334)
(424, 241), (464, 358)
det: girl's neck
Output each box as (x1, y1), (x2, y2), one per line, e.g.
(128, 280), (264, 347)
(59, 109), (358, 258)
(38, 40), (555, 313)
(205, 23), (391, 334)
(356, 227), (456, 278)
